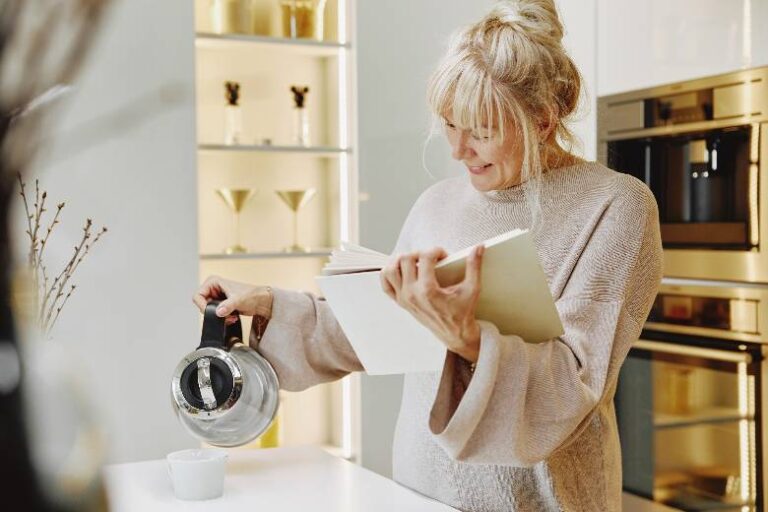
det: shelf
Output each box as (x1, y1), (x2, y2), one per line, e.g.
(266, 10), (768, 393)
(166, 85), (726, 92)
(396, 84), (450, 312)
(200, 250), (333, 261)
(654, 407), (752, 429)
(198, 143), (351, 157)
(661, 487), (750, 511)
(196, 32), (350, 56)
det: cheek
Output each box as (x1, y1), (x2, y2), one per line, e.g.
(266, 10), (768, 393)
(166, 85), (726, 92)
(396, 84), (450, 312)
(478, 145), (505, 164)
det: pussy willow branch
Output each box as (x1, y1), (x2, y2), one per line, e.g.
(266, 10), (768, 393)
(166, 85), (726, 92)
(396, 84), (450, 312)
(18, 176), (107, 335)
(43, 221), (106, 333)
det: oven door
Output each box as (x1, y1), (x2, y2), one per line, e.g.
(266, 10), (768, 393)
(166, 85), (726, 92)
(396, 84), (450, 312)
(605, 121), (767, 283)
(616, 334), (763, 511)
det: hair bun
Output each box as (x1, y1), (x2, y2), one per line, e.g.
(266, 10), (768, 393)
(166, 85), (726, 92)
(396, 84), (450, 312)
(489, 0), (565, 45)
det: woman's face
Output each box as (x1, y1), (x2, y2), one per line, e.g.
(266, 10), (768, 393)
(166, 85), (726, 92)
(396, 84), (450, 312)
(442, 115), (525, 191)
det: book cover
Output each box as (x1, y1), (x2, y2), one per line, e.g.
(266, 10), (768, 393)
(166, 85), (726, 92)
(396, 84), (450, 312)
(316, 229), (563, 374)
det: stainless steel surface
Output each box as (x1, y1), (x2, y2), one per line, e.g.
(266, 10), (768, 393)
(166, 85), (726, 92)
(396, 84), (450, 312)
(714, 80), (766, 120)
(171, 343), (280, 447)
(599, 66), (767, 141)
(598, 66), (768, 283)
(635, 339), (752, 363)
(626, 278), (767, 511)
(197, 357), (218, 410)
(603, 100), (645, 132)
(647, 279), (768, 343)
(171, 347), (243, 420)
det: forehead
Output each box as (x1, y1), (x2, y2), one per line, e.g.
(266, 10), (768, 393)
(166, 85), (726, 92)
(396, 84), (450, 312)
(441, 112), (499, 132)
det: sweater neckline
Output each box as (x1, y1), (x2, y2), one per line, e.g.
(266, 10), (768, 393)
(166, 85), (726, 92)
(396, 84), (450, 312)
(479, 161), (590, 203)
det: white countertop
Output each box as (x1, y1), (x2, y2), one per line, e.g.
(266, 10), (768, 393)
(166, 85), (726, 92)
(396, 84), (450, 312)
(103, 446), (457, 511)
(104, 445), (677, 512)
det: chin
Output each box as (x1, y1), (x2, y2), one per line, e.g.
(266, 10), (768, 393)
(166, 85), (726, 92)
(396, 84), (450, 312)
(467, 174), (498, 192)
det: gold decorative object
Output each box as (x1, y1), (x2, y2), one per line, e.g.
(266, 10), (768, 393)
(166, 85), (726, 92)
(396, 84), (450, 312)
(279, 0), (326, 40)
(275, 188), (316, 252)
(216, 188), (256, 254)
(210, 0), (239, 34)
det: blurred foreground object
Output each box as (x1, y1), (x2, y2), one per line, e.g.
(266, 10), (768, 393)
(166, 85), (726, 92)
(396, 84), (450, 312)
(0, 1), (112, 511)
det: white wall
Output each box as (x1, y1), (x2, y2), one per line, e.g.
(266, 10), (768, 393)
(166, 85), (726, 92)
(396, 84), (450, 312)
(558, 0), (598, 159)
(355, 0), (597, 477)
(13, 0), (199, 463)
(597, 0), (768, 96)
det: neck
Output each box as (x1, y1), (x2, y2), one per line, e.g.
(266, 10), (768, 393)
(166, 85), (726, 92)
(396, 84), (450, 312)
(542, 144), (582, 171)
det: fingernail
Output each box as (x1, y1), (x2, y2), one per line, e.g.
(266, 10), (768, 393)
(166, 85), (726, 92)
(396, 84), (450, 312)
(216, 307), (226, 316)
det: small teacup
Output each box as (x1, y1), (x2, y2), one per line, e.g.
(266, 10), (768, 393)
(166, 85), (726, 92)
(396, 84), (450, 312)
(166, 448), (228, 501)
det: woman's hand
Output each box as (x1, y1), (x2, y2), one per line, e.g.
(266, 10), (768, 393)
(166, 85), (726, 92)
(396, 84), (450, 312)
(193, 275), (273, 325)
(380, 245), (485, 363)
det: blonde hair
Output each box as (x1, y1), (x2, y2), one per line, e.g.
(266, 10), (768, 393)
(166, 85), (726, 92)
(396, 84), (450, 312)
(425, 0), (583, 226)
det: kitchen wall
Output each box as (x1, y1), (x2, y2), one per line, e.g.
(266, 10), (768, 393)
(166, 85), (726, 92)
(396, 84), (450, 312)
(12, 0), (199, 463)
(355, 0), (598, 477)
(597, 0), (768, 96)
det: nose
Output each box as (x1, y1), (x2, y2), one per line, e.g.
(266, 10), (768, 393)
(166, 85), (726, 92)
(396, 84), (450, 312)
(450, 130), (475, 161)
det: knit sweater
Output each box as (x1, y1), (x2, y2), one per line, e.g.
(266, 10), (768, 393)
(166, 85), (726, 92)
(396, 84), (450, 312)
(251, 161), (664, 512)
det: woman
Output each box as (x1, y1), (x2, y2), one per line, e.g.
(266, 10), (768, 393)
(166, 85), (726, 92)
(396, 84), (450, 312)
(194, 1), (663, 510)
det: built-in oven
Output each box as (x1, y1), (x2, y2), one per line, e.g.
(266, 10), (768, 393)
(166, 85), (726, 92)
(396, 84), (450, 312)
(616, 279), (768, 511)
(598, 66), (768, 283)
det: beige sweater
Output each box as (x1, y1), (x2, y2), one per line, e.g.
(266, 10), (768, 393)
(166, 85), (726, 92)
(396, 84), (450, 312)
(252, 161), (663, 512)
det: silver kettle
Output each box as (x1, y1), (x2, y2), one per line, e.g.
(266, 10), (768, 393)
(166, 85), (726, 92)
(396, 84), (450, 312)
(171, 301), (279, 447)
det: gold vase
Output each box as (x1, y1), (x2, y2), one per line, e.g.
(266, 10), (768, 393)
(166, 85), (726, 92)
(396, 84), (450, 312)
(216, 188), (256, 254)
(275, 188), (316, 252)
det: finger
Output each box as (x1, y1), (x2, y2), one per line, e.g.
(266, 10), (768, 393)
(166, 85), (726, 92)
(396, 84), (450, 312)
(417, 248), (446, 289)
(463, 244), (485, 291)
(192, 293), (207, 313)
(216, 297), (238, 317)
(400, 252), (418, 285)
(193, 276), (224, 312)
(380, 270), (396, 300)
(385, 257), (403, 292)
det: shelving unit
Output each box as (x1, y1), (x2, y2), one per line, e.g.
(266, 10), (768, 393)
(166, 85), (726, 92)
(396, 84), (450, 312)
(198, 143), (350, 156)
(654, 407), (752, 429)
(200, 249), (333, 260)
(196, 32), (351, 55)
(193, 0), (358, 460)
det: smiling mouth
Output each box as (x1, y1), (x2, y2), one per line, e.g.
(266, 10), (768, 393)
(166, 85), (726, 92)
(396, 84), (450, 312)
(467, 163), (493, 174)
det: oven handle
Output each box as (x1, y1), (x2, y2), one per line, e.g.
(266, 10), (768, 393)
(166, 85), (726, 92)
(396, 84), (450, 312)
(635, 339), (753, 363)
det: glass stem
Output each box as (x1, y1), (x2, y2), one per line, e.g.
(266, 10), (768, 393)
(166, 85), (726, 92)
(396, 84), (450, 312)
(292, 211), (299, 250)
(234, 211), (241, 249)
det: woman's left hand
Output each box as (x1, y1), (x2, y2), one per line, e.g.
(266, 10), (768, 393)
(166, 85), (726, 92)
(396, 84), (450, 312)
(380, 245), (485, 363)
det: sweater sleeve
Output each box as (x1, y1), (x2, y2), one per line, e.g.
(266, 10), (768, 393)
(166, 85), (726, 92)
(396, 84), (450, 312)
(428, 181), (663, 466)
(250, 287), (364, 392)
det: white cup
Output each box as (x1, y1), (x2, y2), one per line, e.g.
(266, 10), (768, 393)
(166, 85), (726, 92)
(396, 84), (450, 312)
(166, 448), (228, 501)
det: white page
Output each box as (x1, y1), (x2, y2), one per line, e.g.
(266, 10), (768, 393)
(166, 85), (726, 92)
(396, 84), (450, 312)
(316, 272), (447, 374)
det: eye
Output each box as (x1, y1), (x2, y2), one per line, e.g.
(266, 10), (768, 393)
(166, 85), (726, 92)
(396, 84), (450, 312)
(442, 118), (456, 130)
(471, 132), (492, 141)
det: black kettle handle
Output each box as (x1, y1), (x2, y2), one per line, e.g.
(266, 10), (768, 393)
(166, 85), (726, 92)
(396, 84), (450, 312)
(199, 300), (243, 349)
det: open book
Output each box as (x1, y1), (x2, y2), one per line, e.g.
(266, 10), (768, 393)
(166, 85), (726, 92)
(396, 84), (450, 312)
(316, 229), (563, 374)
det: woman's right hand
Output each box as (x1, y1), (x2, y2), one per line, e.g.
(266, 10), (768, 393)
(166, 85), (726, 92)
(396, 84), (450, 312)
(193, 275), (273, 324)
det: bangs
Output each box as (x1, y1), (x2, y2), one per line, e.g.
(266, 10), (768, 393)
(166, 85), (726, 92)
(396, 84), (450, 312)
(427, 51), (511, 141)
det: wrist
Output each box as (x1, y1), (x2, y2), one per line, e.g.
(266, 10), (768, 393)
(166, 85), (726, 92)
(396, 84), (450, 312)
(254, 285), (273, 318)
(457, 319), (481, 363)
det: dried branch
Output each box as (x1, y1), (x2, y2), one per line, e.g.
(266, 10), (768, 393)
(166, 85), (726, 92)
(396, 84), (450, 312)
(18, 176), (107, 336)
(37, 201), (64, 271)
